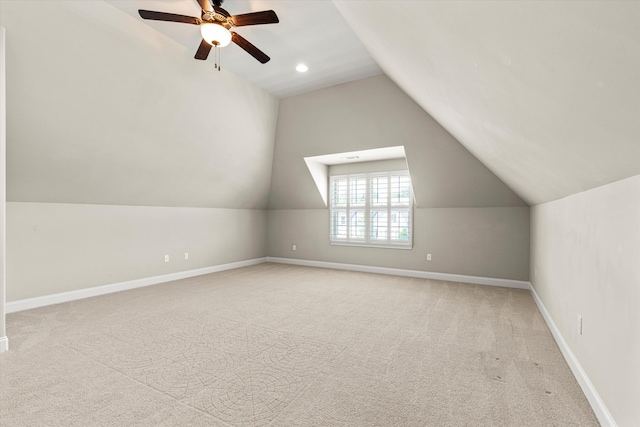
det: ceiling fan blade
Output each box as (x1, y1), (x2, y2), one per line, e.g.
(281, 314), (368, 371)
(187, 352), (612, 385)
(231, 10), (279, 27)
(138, 10), (199, 25)
(231, 32), (270, 64)
(194, 39), (213, 60)
(196, 0), (213, 12)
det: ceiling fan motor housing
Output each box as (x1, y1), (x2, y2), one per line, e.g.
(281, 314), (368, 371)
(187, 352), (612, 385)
(202, 9), (232, 29)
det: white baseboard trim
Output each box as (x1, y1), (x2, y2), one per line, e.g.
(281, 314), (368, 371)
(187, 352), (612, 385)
(1, 255), (614, 424)
(6, 257), (267, 314)
(530, 285), (617, 427)
(266, 257), (530, 290)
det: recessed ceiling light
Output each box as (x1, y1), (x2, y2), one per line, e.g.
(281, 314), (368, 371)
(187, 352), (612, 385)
(296, 64), (309, 73)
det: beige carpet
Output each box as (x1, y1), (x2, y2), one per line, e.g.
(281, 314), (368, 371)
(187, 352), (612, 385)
(0, 263), (598, 426)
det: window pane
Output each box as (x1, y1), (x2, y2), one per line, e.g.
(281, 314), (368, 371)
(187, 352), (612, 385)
(331, 210), (347, 239)
(390, 209), (410, 241)
(370, 176), (388, 206)
(349, 210), (366, 239)
(390, 174), (411, 205)
(370, 210), (388, 240)
(350, 177), (366, 206)
(330, 171), (412, 247)
(331, 178), (347, 207)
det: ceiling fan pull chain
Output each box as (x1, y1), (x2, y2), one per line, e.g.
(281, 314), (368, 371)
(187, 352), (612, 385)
(214, 45), (221, 71)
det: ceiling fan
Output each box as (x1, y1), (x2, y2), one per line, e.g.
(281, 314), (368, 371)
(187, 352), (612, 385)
(138, 0), (279, 68)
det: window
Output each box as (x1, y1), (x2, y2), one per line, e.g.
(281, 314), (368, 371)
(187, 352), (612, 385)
(330, 171), (413, 248)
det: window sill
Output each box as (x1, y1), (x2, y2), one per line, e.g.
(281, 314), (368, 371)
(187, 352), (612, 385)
(330, 241), (413, 250)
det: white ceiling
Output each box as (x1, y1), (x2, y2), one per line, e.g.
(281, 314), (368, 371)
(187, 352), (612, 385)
(105, 0), (640, 205)
(104, 0), (382, 98)
(335, 1), (640, 205)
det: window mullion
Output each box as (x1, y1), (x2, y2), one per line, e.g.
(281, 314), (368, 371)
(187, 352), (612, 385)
(386, 172), (391, 243)
(346, 175), (351, 242)
(364, 173), (369, 245)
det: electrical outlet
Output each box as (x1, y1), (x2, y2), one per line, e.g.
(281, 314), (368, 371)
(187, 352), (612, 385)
(164, 254), (170, 263)
(577, 315), (583, 335)
(184, 252), (189, 260)
(292, 244), (297, 251)
(427, 253), (432, 261)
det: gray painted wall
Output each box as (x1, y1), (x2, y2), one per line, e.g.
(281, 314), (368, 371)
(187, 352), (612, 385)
(530, 175), (640, 426)
(7, 203), (267, 302)
(268, 207), (530, 281)
(1, 26), (6, 345)
(0, 1), (278, 304)
(268, 74), (526, 210)
(267, 74), (529, 281)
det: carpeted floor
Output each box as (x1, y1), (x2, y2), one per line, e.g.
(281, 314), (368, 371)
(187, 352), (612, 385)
(0, 263), (598, 426)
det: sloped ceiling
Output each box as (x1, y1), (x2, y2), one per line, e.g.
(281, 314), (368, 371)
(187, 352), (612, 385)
(3, 1), (637, 209)
(1, 0), (278, 209)
(335, 1), (640, 205)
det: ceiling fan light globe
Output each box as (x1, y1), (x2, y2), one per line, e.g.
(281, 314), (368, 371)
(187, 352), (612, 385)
(200, 23), (231, 47)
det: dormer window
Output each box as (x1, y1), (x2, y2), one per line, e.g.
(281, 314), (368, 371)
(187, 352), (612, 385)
(330, 171), (412, 248)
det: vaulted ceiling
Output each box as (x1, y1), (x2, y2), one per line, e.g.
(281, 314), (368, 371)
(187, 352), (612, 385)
(2, 1), (638, 207)
(106, 0), (640, 205)
(2, 0), (279, 209)
(334, 1), (640, 205)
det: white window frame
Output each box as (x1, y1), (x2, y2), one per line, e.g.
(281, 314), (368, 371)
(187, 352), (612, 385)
(329, 170), (413, 249)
